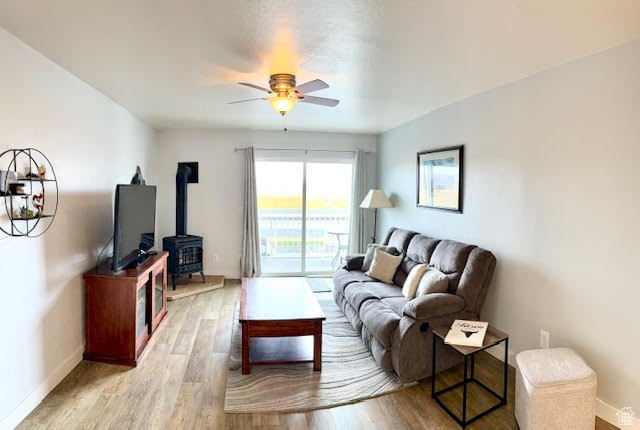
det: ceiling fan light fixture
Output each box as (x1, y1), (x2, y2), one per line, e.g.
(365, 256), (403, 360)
(269, 95), (297, 116)
(231, 74), (338, 117)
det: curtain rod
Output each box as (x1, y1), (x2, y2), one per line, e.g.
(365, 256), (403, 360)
(233, 147), (373, 155)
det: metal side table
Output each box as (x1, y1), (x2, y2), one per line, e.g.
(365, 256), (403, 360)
(431, 325), (509, 428)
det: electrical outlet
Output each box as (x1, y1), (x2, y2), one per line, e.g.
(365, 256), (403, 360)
(540, 329), (550, 349)
(211, 253), (219, 263)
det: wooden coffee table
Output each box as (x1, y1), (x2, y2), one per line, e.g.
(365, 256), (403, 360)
(239, 277), (326, 375)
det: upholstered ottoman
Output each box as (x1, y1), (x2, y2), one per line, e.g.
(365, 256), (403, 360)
(515, 348), (597, 430)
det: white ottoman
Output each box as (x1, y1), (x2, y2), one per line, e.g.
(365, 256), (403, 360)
(515, 348), (597, 430)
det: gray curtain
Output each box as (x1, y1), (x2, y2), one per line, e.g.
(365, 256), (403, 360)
(349, 150), (368, 253)
(240, 147), (261, 277)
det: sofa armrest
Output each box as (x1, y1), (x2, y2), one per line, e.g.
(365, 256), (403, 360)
(403, 293), (466, 319)
(344, 254), (365, 271)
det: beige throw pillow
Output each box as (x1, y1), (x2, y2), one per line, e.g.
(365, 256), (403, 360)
(362, 244), (399, 272)
(402, 264), (428, 299)
(366, 248), (403, 284)
(416, 268), (449, 296)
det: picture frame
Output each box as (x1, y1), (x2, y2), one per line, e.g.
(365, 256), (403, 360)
(416, 145), (463, 212)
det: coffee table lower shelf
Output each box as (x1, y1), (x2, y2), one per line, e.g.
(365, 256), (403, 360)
(249, 336), (315, 365)
(241, 320), (323, 374)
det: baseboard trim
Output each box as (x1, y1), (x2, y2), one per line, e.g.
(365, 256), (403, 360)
(486, 346), (638, 428)
(204, 270), (239, 279)
(0, 344), (84, 430)
(597, 398), (640, 429)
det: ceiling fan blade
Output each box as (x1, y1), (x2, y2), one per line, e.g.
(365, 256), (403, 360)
(238, 82), (272, 93)
(227, 97), (268, 104)
(295, 79), (329, 94)
(299, 95), (339, 107)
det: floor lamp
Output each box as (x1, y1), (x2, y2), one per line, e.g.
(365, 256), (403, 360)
(360, 189), (393, 243)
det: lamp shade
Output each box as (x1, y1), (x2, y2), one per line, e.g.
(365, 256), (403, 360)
(360, 189), (393, 209)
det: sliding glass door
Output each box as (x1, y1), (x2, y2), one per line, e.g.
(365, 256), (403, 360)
(256, 155), (353, 276)
(255, 161), (304, 274)
(305, 162), (353, 273)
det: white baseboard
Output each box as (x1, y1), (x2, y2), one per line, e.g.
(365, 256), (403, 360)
(0, 345), (84, 430)
(204, 270), (238, 279)
(486, 346), (639, 428)
(597, 398), (640, 429)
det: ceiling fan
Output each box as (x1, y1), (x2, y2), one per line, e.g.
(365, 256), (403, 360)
(228, 73), (339, 116)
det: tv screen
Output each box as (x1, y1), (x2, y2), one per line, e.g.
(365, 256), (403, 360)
(112, 184), (157, 271)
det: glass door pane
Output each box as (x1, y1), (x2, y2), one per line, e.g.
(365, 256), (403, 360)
(305, 162), (353, 273)
(256, 161), (304, 274)
(136, 284), (147, 337)
(154, 271), (163, 317)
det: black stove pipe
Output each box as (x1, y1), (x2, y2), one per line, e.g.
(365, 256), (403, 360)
(176, 165), (191, 236)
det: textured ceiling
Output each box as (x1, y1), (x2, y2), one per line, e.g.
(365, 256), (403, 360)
(0, 0), (638, 133)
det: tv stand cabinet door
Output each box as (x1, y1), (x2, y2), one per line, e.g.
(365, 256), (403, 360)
(150, 262), (167, 333)
(86, 279), (138, 361)
(135, 280), (150, 357)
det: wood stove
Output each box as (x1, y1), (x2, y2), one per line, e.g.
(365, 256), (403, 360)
(163, 162), (204, 290)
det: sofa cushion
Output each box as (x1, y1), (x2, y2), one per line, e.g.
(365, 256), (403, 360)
(333, 268), (374, 296)
(380, 227), (396, 246)
(457, 247), (496, 314)
(344, 281), (404, 311)
(391, 235), (439, 287)
(380, 296), (408, 316)
(430, 240), (475, 292)
(386, 228), (417, 255)
(406, 234), (440, 264)
(359, 299), (402, 348)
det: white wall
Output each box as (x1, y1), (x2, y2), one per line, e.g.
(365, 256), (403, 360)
(377, 40), (640, 415)
(0, 27), (156, 428)
(156, 129), (377, 278)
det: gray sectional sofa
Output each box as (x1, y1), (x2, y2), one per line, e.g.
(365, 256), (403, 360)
(333, 227), (496, 382)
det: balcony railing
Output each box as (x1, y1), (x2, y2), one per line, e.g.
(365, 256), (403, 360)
(258, 210), (350, 272)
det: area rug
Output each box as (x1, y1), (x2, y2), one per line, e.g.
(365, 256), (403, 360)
(166, 275), (224, 301)
(223, 293), (415, 413)
(305, 277), (332, 293)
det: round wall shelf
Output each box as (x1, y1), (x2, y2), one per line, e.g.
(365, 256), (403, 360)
(0, 148), (58, 237)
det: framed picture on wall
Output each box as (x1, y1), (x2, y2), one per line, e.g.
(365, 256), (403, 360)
(416, 145), (463, 212)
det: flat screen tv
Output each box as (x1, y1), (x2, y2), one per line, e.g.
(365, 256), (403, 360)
(112, 184), (157, 271)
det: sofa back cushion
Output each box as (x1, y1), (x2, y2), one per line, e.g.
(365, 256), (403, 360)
(456, 247), (496, 315)
(429, 240), (475, 292)
(393, 234), (440, 287)
(380, 227), (496, 315)
(384, 228), (416, 255)
(406, 234), (440, 264)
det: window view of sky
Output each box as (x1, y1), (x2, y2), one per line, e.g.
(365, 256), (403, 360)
(256, 161), (352, 209)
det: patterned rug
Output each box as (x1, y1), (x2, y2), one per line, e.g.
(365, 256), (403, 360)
(223, 293), (415, 413)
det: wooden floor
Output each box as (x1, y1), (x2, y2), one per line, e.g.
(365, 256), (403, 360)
(18, 279), (616, 430)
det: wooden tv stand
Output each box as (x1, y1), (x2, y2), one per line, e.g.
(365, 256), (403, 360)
(83, 252), (168, 366)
